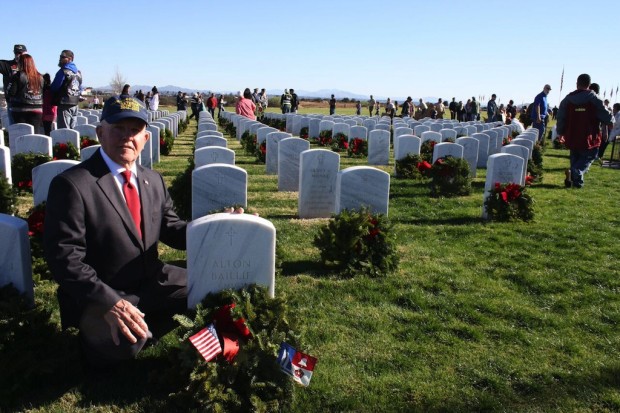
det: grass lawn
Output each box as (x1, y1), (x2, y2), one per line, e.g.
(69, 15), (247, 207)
(2, 107), (620, 412)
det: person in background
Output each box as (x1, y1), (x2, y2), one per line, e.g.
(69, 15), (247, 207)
(258, 88), (268, 112)
(401, 96), (413, 117)
(280, 89), (292, 114)
(355, 100), (361, 115)
(50, 49), (82, 129)
(290, 88), (299, 113)
(435, 98), (445, 119)
(486, 94), (498, 123)
(385, 98), (395, 119)
(470, 97), (479, 121)
(121, 84), (131, 97)
(329, 94), (336, 115)
(448, 97), (457, 120)
(217, 94), (226, 118)
(7, 53), (44, 134)
(206, 93), (217, 118)
(149, 86), (159, 111)
(598, 102), (617, 161)
(0, 44), (28, 125)
(252, 88), (260, 103)
(368, 95), (376, 117)
(236, 88), (256, 120)
(375, 101), (380, 117)
(531, 84), (551, 143)
(506, 99), (517, 121)
(42, 73), (57, 136)
(556, 74), (613, 188)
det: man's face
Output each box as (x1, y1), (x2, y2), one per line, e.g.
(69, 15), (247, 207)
(58, 53), (71, 67)
(97, 118), (149, 168)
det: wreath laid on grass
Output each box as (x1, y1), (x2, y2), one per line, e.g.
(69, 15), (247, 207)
(331, 133), (349, 152)
(80, 137), (98, 149)
(395, 154), (431, 179)
(0, 177), (16, 215)
(527, 143), (544, 182)
(52, 142), (79, 160)
(316, 130), (332, 147)
(347, 138), (368, 157)
(11, 153), (52, 193)
(313, 207), (399, 278)
(163, 285), (303, 412)
(168, 157), (194, 221)
(299, 126), (309, 140)
(484, 182), (534, 222)
(240, 131), (258, 155)
(420, 140), (436, 162)
(25, 202), (51, 282)
(160, 128), (174, 156)
(256, 141), (266, 163)
(429, 156), (471, 197)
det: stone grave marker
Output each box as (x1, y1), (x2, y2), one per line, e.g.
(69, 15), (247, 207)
(147, 124), (160, 164)
(440, 128), (457, 142)
(336, 166), (390, 215)
(511, 138), (534, 159)
(278, 137), (310, 191)
(14, 134), (52, 157)
(482, 153), (525, 219)
(187, 213), (276, 308)
(298, 149), (340, 218)
(501, 144), (530, 185)
(51, 128), (81, 149)
(309, 118), (321, 140)
(350, 125), (368, 141)
(7, 123), (34, 156)
(81, 145), (101, 161)
(420, 131), (442, 143)
(74, 124), (98, 141)
(0, 214), (34, 304)
(257, 126), (278, 145)
(192, 164), (247, 220)
(196, 136), (228, 149)
(266, 132), (292, 175)
(32, 160), (80, 206)
(432, 142), (464, 163)
(194, 147), (235, 168)
(0, 146), (11, 183)
(471, 132), (491, 168)
(455, 137), (479, 178)
(368, 129), (390, 165)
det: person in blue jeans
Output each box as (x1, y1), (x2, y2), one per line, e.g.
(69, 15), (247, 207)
(556, 74), (613, 188)
(531, 84), (551, 144)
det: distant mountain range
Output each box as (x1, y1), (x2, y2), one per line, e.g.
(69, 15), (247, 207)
(94, 84), (437, 103)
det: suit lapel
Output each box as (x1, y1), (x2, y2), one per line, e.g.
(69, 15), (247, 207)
(91, 151), (144, 248)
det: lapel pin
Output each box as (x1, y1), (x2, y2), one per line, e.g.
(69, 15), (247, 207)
(144, 180), (149, 185)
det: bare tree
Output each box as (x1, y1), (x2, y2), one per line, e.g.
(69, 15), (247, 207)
(109, 67), (127, 95)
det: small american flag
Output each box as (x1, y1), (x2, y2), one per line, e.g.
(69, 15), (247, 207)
(189, 324), (222, 362)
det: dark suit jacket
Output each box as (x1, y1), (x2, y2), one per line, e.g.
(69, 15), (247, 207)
(44, 150), (186, 328)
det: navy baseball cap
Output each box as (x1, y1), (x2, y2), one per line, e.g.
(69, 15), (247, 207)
(101, 96), (148, 125)
(13, 44), (27, 54)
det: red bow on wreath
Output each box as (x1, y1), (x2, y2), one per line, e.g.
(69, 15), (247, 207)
(213, 303), (253, 362)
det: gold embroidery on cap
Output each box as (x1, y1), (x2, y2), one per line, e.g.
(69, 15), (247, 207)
(118, 98), (141, 112)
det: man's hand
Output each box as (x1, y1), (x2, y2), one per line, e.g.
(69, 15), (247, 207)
(103, 299), (149, 345)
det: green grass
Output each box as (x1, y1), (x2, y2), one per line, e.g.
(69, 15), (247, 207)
(2, 109), (620, 412)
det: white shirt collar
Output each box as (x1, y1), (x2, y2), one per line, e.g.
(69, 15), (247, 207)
(99, 147), (138, 177)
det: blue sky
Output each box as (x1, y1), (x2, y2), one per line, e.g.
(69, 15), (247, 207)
(3, 0), (619, 106)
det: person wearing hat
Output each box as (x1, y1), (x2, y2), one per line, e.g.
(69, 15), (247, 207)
(44, 96), (189, 368)
(531, 84), (552, 143)
(50, 49), (82, 129)
(0, 44), (28, 124)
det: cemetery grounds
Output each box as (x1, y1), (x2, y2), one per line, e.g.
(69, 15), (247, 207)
(2, 104), (620, 413)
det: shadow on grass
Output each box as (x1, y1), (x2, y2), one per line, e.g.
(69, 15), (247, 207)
(280, 259), (327, 277)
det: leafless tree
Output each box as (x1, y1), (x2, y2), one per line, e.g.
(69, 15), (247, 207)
(109, 67), (127, 95)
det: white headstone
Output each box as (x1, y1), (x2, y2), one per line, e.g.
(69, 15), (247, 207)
(50, 128), (81, 149)
(455, 137), (479, 178)
(368, 129), (390, 165)
(482, 153), (525, 219)
(511, 138), (534, 159)
(501, 144), (530, 185)
(7, 123), (34, 156)
(420, 131), (442, 143)
(32, 160), (80, 206)
(196, 136), (228, 149)
(278, 137), (310, 191)
(394, 135), (421, 160)
(266, 132), (292, 175)
(414, 124), (430, 137)
(298, 149), (340, 218)
(194, 147), (235, 168)
(350, 125), (368, 141)
(336, 166), (390, 215)
(440, 128), (457, 142)
(471, 133), (490, 168)
(432, 142), (464, 163)
(74, 124), (98, 141)
(187, 213), (276, 308)
(0, 146), (11, 184)
(0, 213), (34, 304)
(14, 134), (52, 157)
(81, 145), (101, 161)
(257, 126), (278, 145)
(192, 164), (248, 220)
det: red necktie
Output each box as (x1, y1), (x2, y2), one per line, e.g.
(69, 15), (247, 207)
(121, 169), (142, 239)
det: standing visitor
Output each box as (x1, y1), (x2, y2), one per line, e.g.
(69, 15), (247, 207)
(556, 73), (612, 188)
(206, 93), (217, 118)
(42, 73), (57, 136)
(368, 95), (376, 116)
(280, 89), (292, 114)
(217, 94), (226, 118)
(149, 87), (159, 111)
(290, 88), (299, 113)
(236, 88), (257, 120)
(1, 44), (28, 125)
(435, 98), (445, 119)
(121, 84), (131, 96)
(259, 88), (268, 112)
(449, 97), (457, 120)
(531, 84), (551, 143)
(51, 49), (82, 129)
(7, 53), (44, 134)
(329, 94), (336, 115)
(470, 97), (479, 121)
(355, 100), (361, 115)
(486, 94), (498, 123)
(385, 98), (395, 119)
